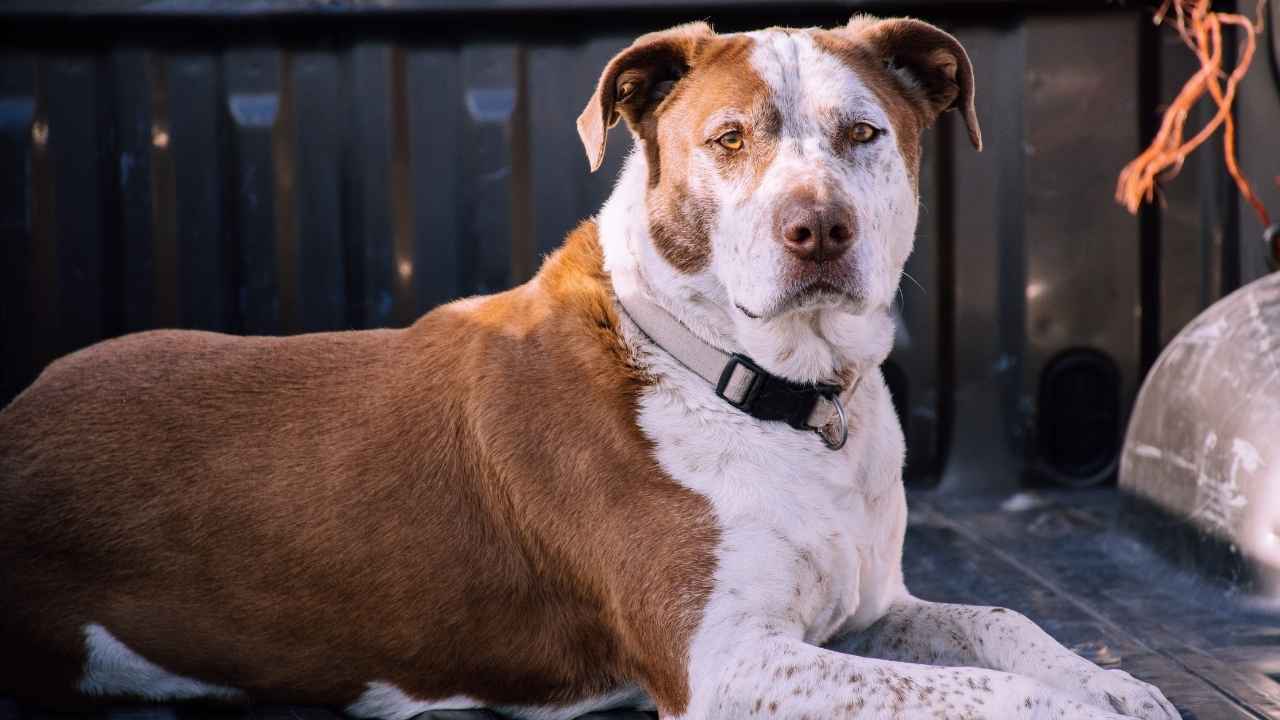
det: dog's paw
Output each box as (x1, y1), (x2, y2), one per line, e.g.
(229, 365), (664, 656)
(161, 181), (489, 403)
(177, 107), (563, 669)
(1080, 668), (1179, 720)
(995, 674), (1146, 720)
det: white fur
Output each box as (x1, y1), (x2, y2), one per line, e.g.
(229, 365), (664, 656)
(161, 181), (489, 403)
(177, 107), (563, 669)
(78, 623), (245, 702)
(346, 682), (481, 720)
(500, 685), (654, 720)
(724, 31), (917, 320)
(597, 27), (1176, 720)
(346, 681), (650, 720)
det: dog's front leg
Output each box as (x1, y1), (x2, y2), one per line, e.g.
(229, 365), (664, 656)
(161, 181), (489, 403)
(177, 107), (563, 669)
(686, 633), (1143, 720)
(829, 598), (1178, 720)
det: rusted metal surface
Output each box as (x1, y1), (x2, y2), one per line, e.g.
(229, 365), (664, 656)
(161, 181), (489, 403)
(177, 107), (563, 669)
(1121, 273), (1280, 596)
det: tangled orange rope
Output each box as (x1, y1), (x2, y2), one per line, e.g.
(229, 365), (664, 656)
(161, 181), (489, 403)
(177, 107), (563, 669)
(1116, 0), (1272, 229)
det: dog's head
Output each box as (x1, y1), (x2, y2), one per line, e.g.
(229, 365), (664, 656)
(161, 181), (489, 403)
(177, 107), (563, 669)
(580, 17), (979, 365)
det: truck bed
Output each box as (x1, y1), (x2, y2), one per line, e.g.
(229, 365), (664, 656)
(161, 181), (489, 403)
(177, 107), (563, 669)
(4, 489), (1276, 720)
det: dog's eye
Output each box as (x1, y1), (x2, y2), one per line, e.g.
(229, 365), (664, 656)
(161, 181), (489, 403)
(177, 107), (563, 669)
(717, 131), (744, 151)
(849, 122), (879, 144)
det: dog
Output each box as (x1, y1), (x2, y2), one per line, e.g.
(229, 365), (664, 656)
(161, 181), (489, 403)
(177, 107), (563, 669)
(0, 16), (1178, 720)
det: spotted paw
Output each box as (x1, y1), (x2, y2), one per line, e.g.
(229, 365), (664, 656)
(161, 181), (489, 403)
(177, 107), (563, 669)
(1081, 668), (1179, 720)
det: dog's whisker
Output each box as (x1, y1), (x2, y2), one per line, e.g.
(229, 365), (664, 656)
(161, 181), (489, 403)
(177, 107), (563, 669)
(901, 270), (926, 295)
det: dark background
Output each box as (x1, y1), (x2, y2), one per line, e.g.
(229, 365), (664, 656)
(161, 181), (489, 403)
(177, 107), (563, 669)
(2, 0), (1279, 491)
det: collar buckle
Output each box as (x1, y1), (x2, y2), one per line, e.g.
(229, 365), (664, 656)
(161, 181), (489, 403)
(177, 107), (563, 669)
(715, 353), (766, 412)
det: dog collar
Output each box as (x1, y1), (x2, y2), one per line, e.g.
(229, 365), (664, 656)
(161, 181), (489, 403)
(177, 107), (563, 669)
(617, 292), (854, 450)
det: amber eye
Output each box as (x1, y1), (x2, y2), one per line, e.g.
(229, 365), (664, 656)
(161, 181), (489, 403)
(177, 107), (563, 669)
(717, 131), (744, 151)
(849, 122), (879, 144)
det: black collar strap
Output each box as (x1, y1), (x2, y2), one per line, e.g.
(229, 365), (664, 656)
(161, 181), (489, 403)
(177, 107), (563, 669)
(617, 292), (854, 450)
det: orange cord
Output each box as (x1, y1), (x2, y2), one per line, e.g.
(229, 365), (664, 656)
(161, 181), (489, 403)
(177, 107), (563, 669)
(1116, 0), (1272, 229)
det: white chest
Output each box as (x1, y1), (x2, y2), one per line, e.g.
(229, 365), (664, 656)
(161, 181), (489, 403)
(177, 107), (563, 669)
(635, 354), (909, 647)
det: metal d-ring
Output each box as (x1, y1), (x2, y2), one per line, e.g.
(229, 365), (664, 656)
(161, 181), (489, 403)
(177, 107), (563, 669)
(817, 392), (848, 451)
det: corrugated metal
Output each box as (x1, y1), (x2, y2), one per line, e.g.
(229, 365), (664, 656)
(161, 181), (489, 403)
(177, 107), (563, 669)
(0, 34), (637, 392)
(0, 3), (1253, 488)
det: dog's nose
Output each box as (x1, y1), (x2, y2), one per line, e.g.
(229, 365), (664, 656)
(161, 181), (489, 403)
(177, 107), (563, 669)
(777, 200), (855, 263)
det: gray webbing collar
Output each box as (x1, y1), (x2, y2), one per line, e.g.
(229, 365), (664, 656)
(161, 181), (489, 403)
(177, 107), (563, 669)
(617, 292), (854, 450)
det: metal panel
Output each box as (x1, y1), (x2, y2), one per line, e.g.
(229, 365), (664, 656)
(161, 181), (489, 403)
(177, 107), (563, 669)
(226, 48), (283, 335)
(888, 118), (946, 484)
(111, 49), (157, 335)
(1157, 30), (1209, 349)
(273, 50), (299, 333)
(1236, 9), (1280, 284)
(290, 50), (347, 333)
(407, 45), (464, 312)
(389, 47), (417, 325)
(0, 55), (36, 403)
(342, 43), (397, 329)
(459, 43), (522, 296)
(148, 52), (179, 330)
(46, 54), (107, 359)
(528, 36), (631, 259)
(1153, 21), (1238, 347)
(943, 23), (1028, 493)
(529, 42), (584, 259)
(26, 61), (58, 387)
(167, 51), (232, 332)
(576, 37), (632, 216)
(1022, 14), (1141, 485)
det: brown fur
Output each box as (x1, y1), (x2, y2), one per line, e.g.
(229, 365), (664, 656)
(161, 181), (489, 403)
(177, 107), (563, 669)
(578, 30), (776, 275)
(0, 222), (718, 715)
(644, 35), (777, 275)
(816, 17), (983, 177)
(575, 21), (713, 174)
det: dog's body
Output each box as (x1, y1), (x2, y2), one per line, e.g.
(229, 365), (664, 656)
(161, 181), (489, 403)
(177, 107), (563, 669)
(1, 17), (1176, 720)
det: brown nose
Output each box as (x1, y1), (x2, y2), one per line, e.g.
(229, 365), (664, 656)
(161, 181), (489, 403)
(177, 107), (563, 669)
(776, 197), (856, 263)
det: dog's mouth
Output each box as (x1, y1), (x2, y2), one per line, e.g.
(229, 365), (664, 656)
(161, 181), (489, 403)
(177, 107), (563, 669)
(782, 281), (865, 313)
(737, 278), (865, 321)
(795, 280), (848, 300)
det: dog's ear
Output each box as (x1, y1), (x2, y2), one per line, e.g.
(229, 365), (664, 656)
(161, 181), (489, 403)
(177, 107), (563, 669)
(576, 22), (713, 172)
(848, 16), (982, 151)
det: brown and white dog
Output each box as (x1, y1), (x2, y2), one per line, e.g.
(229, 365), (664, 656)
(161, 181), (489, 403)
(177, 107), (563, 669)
(0, 16), (1177, 720)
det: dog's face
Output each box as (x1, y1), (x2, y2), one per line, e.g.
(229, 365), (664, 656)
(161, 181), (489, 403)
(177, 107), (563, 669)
(579, 17), (980, 324)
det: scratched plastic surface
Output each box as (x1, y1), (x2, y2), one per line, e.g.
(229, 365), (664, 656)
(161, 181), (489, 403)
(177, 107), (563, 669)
(1121, 273), (1280, 596)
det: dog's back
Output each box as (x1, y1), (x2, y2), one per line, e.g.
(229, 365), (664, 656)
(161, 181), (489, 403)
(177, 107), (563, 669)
(0, 224), (717, 713)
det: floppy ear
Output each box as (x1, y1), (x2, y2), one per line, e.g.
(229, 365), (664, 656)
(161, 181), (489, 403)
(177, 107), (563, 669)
(850, 16), (982, 151)
(576, 22), (713, 172)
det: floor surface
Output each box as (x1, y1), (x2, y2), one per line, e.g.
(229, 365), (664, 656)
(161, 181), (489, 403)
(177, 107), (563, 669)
(4, 489), (1278, 720)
